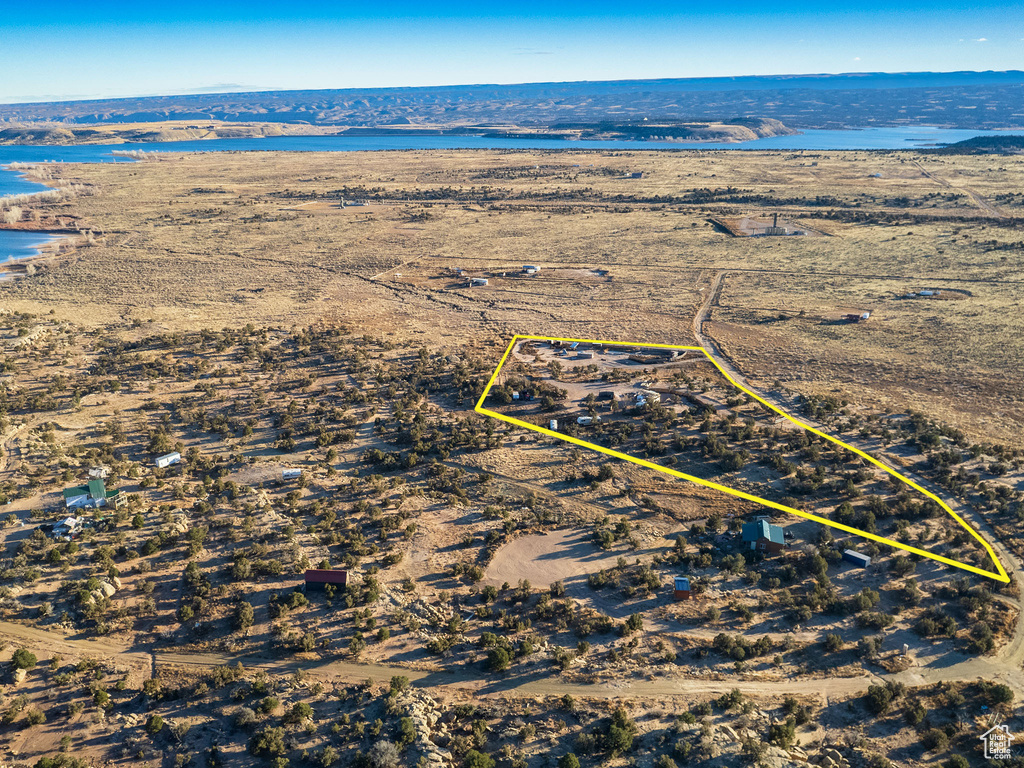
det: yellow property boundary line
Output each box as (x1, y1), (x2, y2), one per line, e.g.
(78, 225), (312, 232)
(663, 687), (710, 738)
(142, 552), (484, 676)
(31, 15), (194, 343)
(474, 335), (1009, 583)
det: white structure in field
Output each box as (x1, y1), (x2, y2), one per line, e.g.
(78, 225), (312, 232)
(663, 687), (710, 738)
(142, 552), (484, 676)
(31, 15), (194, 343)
(155, 452), (181, 468)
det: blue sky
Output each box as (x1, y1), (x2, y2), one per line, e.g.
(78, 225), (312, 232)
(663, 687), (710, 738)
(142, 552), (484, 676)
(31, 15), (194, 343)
(3, 1), (1021, 103)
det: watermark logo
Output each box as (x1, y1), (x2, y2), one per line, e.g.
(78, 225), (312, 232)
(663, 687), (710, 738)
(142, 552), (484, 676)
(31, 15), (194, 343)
(980, 724), (1014, 759)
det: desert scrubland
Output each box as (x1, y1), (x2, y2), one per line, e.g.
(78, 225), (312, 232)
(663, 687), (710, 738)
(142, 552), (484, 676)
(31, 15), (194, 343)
(0, 148), (1022, 767)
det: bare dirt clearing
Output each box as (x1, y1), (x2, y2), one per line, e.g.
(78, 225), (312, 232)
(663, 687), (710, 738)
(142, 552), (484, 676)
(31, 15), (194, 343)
(484, 529), (634, 588)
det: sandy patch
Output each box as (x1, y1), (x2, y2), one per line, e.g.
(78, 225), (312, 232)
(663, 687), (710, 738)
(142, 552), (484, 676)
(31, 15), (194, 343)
(484, 528), (624, 588)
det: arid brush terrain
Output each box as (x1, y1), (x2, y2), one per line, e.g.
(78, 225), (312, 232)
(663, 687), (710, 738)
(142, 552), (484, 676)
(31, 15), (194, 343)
(0, 146), (1022, 768)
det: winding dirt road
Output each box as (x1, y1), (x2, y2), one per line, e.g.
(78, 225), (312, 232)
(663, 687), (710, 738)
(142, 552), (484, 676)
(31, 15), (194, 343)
(0, 605), (1017, 706)
(0, 619), (882, 705)
(691, 270), (1024, 693)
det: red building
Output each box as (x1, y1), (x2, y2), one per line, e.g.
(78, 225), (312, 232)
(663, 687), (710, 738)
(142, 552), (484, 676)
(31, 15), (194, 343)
(673, 576), (691, 601)
(304, 569), (348, 590)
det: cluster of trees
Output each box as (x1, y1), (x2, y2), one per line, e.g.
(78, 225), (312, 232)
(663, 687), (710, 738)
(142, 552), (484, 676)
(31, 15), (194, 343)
(572, 707), (638, 757)
(711, 633), (774, 661)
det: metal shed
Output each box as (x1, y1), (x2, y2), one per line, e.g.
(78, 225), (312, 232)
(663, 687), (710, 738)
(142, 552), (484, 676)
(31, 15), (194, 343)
(673, 576), (691, 601)
(842, 549), (872, 568)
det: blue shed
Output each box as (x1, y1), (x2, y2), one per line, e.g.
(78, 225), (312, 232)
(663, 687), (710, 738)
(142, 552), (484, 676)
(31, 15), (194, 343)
(842, 549), (871, 568)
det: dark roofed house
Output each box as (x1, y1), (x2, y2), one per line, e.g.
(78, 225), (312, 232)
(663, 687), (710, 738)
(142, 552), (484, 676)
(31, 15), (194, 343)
(741, 520), (785, 555)
(304, 569), (349, 591)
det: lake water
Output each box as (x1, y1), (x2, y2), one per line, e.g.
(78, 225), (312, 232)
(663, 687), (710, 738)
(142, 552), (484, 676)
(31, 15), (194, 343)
(0, 231), (60, 265)
(0, 126), (1012, 263)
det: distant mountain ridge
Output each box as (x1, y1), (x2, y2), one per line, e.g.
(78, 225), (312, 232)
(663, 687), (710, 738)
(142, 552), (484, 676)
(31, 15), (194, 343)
(2, 71), (1022, 130)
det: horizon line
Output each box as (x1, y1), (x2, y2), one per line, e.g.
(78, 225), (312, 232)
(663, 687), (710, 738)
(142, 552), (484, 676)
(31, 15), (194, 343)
(3, 68), (1023, 108)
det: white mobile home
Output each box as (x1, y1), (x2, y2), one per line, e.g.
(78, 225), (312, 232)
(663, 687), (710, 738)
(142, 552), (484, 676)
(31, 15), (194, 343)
(155, 452), (181, 469)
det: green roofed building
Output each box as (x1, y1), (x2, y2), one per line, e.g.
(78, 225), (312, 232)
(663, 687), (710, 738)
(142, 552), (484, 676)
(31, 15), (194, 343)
(741, 519), (785, 555)
(63, 478), (126, 510)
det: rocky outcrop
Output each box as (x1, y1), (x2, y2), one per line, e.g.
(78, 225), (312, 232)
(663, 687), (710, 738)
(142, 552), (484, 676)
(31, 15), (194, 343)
(400, 690), (454, 767)
(810, 748), (851, 768)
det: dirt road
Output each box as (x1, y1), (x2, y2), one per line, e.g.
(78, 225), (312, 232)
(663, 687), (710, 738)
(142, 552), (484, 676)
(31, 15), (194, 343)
(0, 591), (1021, 705)
(691, 269), (1024, 692)
(0, 423), (27, 475)
(0, 618), (879, 704)
(913, 160), (1006, 219)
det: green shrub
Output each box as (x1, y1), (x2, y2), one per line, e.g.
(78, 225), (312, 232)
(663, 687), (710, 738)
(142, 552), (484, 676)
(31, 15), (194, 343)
(233, 602), (254, 631)
(462, 751), (495, 768)
(767, 719), (796, 748)
(921, 728), (949, 752)
(11, 649), (37, 670)
(985, 682), (1014, 705)
(285, 702), (313, 724)
(605, 707), (637, 754)
(249, 726), (287, 756)
(24, 708), (45, 726)
(487, 647), (511, 672)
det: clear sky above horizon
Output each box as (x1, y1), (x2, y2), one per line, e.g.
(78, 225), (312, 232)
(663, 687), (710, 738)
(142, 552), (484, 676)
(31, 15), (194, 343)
(3, 0), (1022, 103)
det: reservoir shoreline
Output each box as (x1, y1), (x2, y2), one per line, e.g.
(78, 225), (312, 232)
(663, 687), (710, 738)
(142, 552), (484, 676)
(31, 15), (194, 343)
(0, 167), (71, 271)
(0, 125), (1013, 270)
